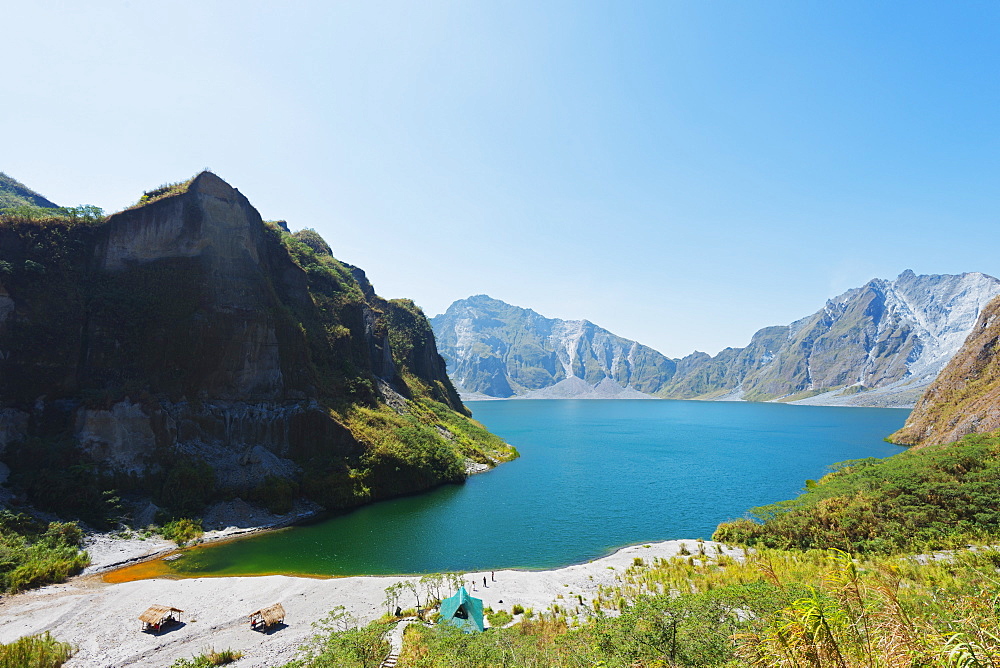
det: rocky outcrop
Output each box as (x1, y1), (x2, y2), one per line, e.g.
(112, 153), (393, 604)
(0, 172), (510, 520)
(890, 295), (1000, 448)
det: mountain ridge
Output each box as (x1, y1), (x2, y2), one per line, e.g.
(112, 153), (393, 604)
(433, 271), (1000, 407)
(889, 294), (1000, 447)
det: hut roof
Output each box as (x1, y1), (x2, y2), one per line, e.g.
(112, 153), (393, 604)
(250, 603), (286, 625)
(139, 605), (183, 624)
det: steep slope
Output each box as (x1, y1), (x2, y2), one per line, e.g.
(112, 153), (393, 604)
(0, 172), (59, 209)
(0, 172), (513, 525)
(889, 295), (1000, 448)
(661, 271), (1000, 406)
(430, 295), (677, 398)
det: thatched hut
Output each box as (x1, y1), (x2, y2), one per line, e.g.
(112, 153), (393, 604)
(249, 602), (286, 630)
(139, 605), (183, 632)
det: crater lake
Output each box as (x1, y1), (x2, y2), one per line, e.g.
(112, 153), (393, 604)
(144, 400), (908, 578)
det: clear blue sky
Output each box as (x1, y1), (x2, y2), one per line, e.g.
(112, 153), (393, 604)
(5, 1), (999, 357)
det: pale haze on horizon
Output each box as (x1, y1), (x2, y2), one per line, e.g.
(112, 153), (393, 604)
(3, 2), (998, 358)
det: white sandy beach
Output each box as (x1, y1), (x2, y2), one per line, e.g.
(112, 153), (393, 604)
(0, 539), (742, 668)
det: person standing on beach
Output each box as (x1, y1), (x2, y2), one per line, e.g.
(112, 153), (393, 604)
(491, 571), (495, 581)
(483, 576), (487, 588)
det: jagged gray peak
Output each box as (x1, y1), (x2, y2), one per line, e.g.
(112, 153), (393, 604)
(671, 270), (1000, 406)
(435, 271), (1000, 407)
(430, 295), (677, 398)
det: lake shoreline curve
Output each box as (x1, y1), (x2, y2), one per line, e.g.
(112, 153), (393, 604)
(82, 456), (504, 577)
(0, 539), (744, 667)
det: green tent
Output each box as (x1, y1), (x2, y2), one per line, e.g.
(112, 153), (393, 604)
(438, 586), (485, 633)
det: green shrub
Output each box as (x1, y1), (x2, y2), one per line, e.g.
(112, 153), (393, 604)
(160, 518), (203, 546)
(170, 647), (242, 667)
(0, 632), (74, 668)
(247, 475), (299, 515)
(155, 457), (216, 517)
(0, 512), (89, 594)
(486, 609), (513, 627)
(278, 611), (390, 668)
(511, 604), (524, 615)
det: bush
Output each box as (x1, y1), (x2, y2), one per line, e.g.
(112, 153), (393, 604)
(511, 604), (524, 615)
(278, 612), (391, 668)
(247, 475), (298, 515)
(0, 632), (74, 668)
(486, 609), (513, 627)
(160, 518), (203, 546)
(170, 647), (242, 667)
(0, 512), (89, 594)
(155, 457), (216, 517)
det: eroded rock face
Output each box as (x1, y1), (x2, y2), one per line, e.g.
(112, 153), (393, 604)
(69, 394), (357, 488)
(890, 295), (1000, 448)
(100, 173), (262, 272)
(90, 173), (296, 402)
(0, 408), (27, 454)
(75, 401), (158, 473)
(0, 171), (478, 511)
(0, 282), (13, 325)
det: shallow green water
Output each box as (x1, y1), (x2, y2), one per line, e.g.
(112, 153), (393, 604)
(166, 400), (908, 577)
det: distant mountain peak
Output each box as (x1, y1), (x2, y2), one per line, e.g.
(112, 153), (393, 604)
(431, 296), (677, 399)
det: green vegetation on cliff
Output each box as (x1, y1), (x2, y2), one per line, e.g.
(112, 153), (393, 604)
(0, 172), (514, 529)
(890, 295), (1000, 448)
(714, 432), (1000, 553)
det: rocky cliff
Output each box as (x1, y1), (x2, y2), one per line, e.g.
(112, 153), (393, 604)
(0, 172), (513, 525)
(430, 295), (676, 399)
(435, 272), (1000, 406)
(889, 295), (1000, 447)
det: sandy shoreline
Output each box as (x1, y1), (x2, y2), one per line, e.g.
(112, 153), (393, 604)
(0, 539), (742, 667)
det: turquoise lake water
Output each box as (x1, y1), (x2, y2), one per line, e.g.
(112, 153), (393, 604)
(166, 400), (908, 577)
